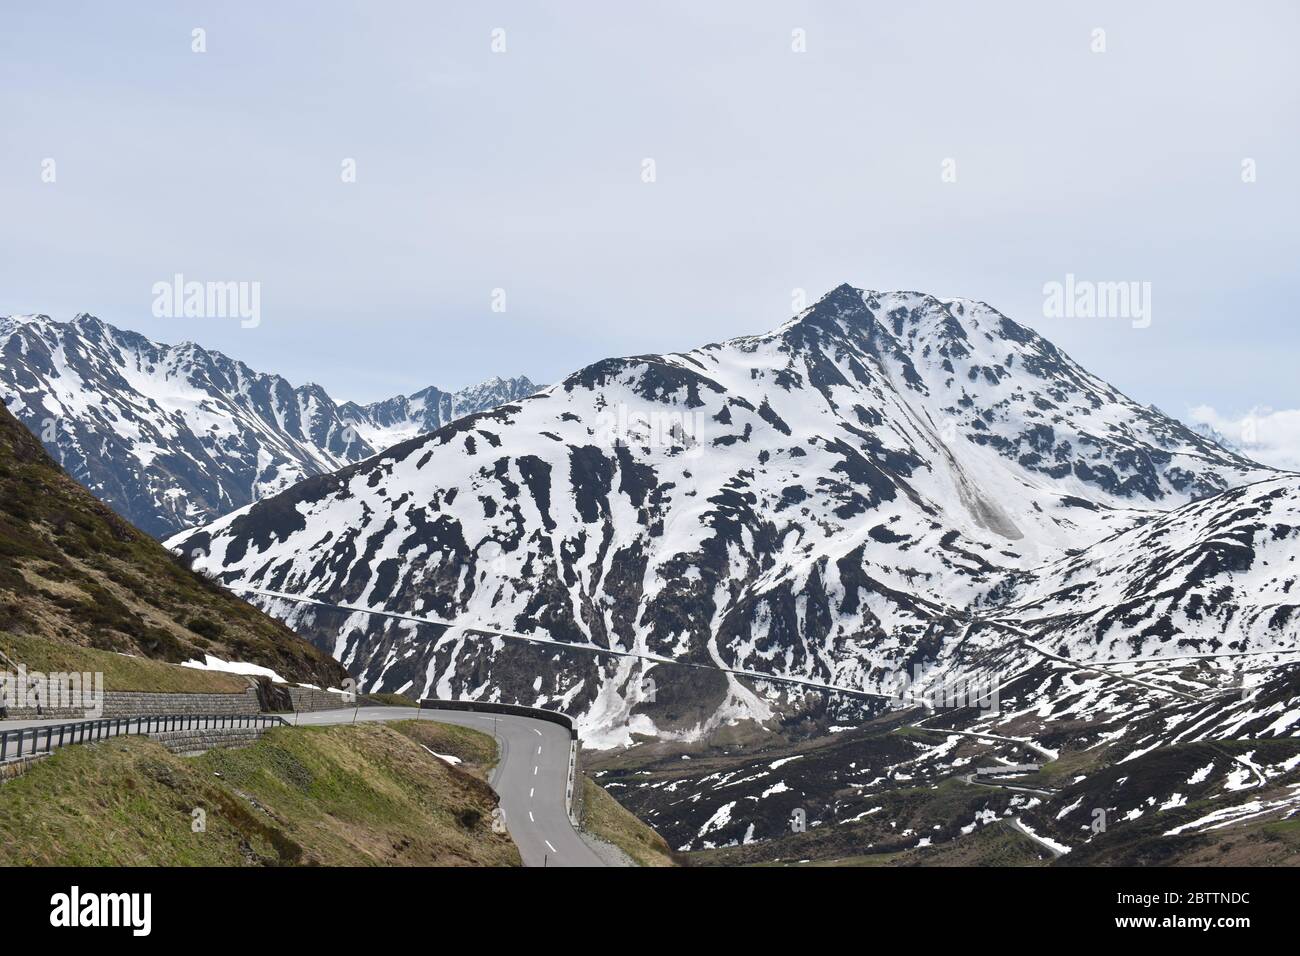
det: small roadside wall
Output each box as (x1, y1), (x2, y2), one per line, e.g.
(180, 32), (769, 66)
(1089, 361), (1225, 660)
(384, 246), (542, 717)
(3, 689), (261, 720)
(0, 753), (48, 783)
(104, 689), (261, 717)
(285, 687), (349, 712)
(4, 686), (365, 720)
(149, 726), (268, 755)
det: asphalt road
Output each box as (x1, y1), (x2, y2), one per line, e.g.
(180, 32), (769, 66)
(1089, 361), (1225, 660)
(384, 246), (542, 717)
(1005, 817), (1067, 859)
(291, 706), (605, 867)
(0, 705), (605, 867)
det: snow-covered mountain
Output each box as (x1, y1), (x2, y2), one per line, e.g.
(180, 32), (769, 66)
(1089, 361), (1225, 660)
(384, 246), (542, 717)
(338, 378), (542, 451)
(168, 284), (1280, 747)
(989, 475), (1300, 659)
(0, 313), (538, 537)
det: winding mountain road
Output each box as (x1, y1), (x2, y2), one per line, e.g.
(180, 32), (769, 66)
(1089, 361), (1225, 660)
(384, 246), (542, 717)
(0, 705), (605, 867)
(292, 706), (605, 867)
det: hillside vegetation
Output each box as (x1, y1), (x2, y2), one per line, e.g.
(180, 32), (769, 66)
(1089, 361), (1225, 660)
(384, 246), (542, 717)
(579, 774), (676, 866)
(0, 400), (346, 688)
(0, 631), (250, 693)
(0, 723), (518, 866)
(392, 718), (499, 779)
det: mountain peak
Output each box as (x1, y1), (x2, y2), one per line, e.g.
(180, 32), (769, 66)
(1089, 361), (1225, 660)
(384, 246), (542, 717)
(71, 312), (107, 333)
(812, 282), (869, 311)
(1, 313), (53, 324)
(0, 312), (545, 538)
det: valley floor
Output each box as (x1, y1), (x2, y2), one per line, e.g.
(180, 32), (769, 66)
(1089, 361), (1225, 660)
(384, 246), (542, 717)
(588, 659), (1300, 867)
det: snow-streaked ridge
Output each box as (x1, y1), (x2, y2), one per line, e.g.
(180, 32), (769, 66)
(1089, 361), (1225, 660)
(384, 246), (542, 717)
(166, 284), (1282, 745)
(0, 312), (538, 537)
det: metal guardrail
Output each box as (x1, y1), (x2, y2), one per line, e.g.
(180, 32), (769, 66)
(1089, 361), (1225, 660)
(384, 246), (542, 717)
(0, 713), (290, 763)
(566, 739), (581, 826)
(418, 698), (579, 739)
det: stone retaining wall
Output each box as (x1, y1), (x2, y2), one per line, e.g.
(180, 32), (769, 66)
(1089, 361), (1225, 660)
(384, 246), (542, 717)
(285, 687), (349, 712)
(0, 705), (84, 720)
(105, 689), (261, 717)
(149, 726), (267, 756)
(0, 753), (49, 782)
(3, 689), (261, 721)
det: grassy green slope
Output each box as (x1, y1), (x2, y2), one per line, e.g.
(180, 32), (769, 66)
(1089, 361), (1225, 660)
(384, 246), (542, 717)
(580, 774), (677, 866)
(390, 718), (500, 780)
(0, 722), (519, 866)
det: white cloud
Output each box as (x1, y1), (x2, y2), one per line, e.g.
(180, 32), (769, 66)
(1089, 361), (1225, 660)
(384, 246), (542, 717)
(1189, 405), (1300, 472)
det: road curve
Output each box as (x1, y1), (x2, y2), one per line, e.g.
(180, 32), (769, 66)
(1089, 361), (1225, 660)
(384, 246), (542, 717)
(289, 706), (604, 866)
(1005, 817), (1067, 859)
(0, 705), (606, 867)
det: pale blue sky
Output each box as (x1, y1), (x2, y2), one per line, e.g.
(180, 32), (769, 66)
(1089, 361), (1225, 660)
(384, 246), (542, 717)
(2, 1), (1297, 426)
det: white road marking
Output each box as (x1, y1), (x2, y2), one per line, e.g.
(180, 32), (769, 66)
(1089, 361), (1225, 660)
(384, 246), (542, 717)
(533, 729), (542, 736)
(544, 840), (556, 853)
(537, 745), (542, 755)
(529, 787), (534, 799)
(529, 811), (535, 822)
(533, 765), (538, 776)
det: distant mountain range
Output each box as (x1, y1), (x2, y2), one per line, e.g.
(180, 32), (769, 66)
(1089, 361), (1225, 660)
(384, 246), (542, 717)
(0, 313), (538, 537)
(166, 284), (1289, 748)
